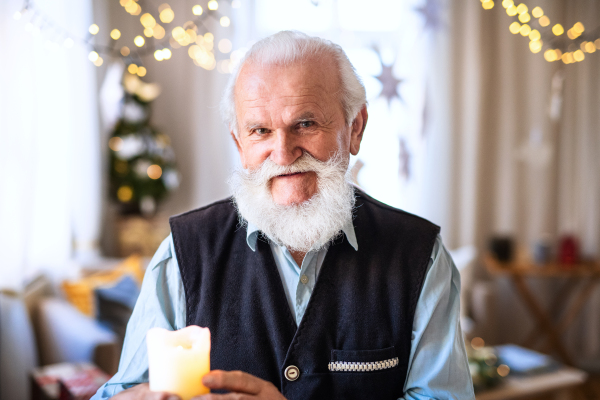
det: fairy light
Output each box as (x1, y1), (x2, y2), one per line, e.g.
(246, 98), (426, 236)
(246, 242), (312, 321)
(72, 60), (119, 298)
(220, 16), (230, 27)
(154, 49), (165, 61)
(88, 51), (99, 62)
(134, 35), (145, 47)
(110, 29), (121, 40)
(483, 1), (600, 64)
(192, 5), (203, 15)
(159, 8), (175, 23)
(89, 24), (99, 35)
(121, 46), (130, 56)
(128, 64), (139, 74)
(208, 0), (218, 10)
(137, 66), (147, 76)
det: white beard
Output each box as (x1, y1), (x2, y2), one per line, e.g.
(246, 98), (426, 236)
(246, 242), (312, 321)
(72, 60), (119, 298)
(229, 152), (356, 253)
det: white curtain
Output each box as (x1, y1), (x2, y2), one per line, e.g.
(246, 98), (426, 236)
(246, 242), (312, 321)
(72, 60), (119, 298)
(439, 0), (600, 362)
(0, 0), (101, 290)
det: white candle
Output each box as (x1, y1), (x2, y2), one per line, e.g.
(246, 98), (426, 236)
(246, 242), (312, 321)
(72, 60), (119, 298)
(147, 325), (211, 400)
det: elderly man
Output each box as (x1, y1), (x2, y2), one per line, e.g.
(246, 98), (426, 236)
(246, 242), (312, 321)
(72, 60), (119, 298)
(93, 31), (474, 400)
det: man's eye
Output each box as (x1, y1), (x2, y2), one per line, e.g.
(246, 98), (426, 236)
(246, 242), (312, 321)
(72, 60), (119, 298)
(254, 128), (268, 135)
(299, 121), (314, 128)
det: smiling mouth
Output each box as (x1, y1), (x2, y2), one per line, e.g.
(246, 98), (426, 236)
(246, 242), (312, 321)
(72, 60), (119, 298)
(277, 172), (305, 178)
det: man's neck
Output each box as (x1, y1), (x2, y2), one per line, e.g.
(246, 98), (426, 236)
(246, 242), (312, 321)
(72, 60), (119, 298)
(289, 250), (306, 267)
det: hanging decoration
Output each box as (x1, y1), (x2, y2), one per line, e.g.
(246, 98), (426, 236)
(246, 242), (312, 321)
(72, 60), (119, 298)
(372, 47), (405, 107)
(11, 0), (244, 73)
(415, 0), (445, 32)
(480, 0), (600, 64)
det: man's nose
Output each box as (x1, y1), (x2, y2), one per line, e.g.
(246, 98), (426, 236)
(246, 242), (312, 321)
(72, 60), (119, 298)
(270, 130), (302, 166)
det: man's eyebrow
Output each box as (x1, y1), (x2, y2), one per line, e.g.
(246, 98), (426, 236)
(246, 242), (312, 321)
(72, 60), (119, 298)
(293, 112), (317, 121)
(244, 122), (264, 131)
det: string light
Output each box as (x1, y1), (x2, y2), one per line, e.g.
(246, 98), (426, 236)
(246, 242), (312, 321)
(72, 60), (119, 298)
(482, 0), (494, 10)
(110, 29), (121, 40)
(147, 165), (162, 180)
(117, 186), (133, 202)
(12, 0), (237, 75)
(208, 0), (219, 11)
(552, 24), (564, 36)
(192, 5), (203, 15)
(128, 64), (139, 74)
(483, 2), (600, 64)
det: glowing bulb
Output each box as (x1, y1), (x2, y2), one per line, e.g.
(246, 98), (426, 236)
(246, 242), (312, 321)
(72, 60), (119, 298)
(519, 24), (531, 36)
(88, 51), (99, 62)
(518, 12), (530, 23)
(163, 48), (172, 59)
(529, 40), (542, 53)
(172, 26), (185, 40)
(128, 64), (139, 74)
(471, 337), (485, 349)
(158, 3), (171, 12)
(109, 137), (123, 151)
(208, 0), (218, 10)
(137, 66), (147, 76)
(13, 11), (22, 20)
(147, 165), (162, 180)
(110, 29), (121, 40)
(144, 27), (154, 37)
(531, 6), (543, 18)
(497, 364), (510, 377)
(506, 5), (517, 16)
(529, 29), (540, 41)
(501, 0), (513, 8)
(573, 22), (584, 33)
(204, 32), (214, 42)
(573, 49), (585, 62)
(554, 49), (562, 58)
(154, 49), (165, 61)
(121, 46), (131, 56)
(544, 49), (557, 62)
(134, 35), (145, 47)
(63, 38), (74, 48)
(516, 3), (527, 14)
(153, 25), (166, 39)
(539, 15), (550, 27)
(220, 16), (230, 27)
(561, 52), (573, 64)
(117, 186), (133, 202)
(89, 24), (100, 35)
(482, 0), (494, 10)
(218, 38), (232, 53)
(585, 42), (596, 53)
(192, 5), (203, 15)
(141, 13), (157, 28)
(552, 24), (564, 36)
(159, 8), (175, 23)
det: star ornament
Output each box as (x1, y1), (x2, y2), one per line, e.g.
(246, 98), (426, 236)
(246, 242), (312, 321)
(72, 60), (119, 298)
(415, 0), (445, 32)
(376, 63), (404, 107)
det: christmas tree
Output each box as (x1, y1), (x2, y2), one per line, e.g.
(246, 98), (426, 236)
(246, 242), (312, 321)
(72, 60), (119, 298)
(108, 73), (179, 216)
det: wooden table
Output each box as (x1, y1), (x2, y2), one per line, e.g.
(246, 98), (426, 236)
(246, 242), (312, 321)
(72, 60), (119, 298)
(483, 254), (600, 367)
(476, 366), (588, 400)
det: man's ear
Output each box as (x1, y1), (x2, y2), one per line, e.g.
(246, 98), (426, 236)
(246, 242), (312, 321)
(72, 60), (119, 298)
(230, 129), (246, 167)
(349, 105), (368, 155)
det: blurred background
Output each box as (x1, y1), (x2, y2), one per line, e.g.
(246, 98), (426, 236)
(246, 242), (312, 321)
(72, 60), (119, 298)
(1, 0), (599, 399)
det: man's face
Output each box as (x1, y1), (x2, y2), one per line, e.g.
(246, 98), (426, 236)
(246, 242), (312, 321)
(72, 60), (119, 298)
(232, 57), (366, 206)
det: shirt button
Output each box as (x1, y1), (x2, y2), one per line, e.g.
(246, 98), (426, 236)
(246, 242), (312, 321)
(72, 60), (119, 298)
(284, 365), (300, 381)
(300, 275), (309, 285)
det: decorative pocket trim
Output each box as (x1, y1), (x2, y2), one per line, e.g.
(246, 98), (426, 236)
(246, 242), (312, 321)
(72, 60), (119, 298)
(328, 357), (399, 372)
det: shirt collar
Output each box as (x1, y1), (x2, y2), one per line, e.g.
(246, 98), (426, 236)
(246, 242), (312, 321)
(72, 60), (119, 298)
(246, 220), (358, 252)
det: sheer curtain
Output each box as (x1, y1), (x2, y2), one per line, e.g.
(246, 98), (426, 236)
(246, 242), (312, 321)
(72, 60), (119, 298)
(442, 0), (600, 362)
(0, 0), (101, 290)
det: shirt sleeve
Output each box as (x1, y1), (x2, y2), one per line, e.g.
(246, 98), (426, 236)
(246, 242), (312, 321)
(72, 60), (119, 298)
(90, 234), (186, 400)
(399, 235), (475, 400)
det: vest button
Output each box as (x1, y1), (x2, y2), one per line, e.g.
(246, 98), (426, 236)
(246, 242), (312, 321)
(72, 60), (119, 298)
(300, 275), (309, 285)
(284, 365), (300, 381)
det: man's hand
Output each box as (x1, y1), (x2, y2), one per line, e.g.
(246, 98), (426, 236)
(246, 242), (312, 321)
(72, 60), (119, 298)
(111, 383), (180, 400)
(194, 370), (287, 400)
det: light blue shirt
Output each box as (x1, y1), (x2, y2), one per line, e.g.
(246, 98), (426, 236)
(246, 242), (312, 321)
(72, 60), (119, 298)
(92, 223), (474, 400)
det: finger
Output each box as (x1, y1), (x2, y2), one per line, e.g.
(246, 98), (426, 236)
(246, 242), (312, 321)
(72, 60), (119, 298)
(202, 370), (262, 394)
(193, 394), (251, 400)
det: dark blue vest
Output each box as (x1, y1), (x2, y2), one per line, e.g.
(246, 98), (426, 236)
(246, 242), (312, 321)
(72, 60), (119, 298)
(169, 190), (440, 400)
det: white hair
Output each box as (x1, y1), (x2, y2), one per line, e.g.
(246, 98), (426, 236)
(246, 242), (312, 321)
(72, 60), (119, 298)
(229, 151), (355, 253)
(221, 30), (367, 136)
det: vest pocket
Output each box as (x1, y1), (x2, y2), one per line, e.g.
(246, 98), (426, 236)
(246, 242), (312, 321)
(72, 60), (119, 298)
(329, 346), (398, 372)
